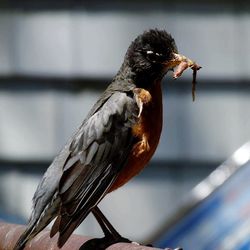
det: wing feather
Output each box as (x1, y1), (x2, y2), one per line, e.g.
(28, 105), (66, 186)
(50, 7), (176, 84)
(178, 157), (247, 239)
(53, 91), (139, 247)
(13, 86), (138, 250)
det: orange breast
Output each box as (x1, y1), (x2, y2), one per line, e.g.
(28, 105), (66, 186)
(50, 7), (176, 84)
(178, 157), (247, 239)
(109, 80), (163, 192)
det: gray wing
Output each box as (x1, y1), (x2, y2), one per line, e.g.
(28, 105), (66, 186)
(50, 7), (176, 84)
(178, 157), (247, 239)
(13, 90), (139, 250)
(52, 91), (139, 247)
(30, 81), (137, 222)
(13, 144), (73, 250)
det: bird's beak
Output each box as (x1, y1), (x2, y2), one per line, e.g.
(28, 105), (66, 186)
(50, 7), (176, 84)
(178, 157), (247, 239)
(164, 53), (201, 79)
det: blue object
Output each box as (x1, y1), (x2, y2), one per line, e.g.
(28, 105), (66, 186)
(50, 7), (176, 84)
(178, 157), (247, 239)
(154, 142), (250, 250)
(0, 209), (25, 224)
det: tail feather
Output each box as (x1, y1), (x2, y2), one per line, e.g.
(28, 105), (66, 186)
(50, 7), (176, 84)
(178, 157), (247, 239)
(14, 194), (60, 249)
(57, 209), (90, 248)
(13, 214), (56, 250)
(50, 215), (61, 238)
(13, 226), (33, 250)
(13, 221), (45, 250)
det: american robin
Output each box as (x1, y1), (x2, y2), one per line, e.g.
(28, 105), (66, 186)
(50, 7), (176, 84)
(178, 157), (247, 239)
(14, 29), (200, 250)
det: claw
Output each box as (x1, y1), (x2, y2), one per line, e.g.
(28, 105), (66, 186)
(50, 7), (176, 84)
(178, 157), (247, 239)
(80, 235), (131, 250)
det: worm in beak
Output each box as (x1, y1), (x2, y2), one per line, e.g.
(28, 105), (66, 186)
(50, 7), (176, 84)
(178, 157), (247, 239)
(170, 53), (202, 101)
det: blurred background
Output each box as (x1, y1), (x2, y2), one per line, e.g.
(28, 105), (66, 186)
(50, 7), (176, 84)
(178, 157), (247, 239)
(0, 0), (250, 249)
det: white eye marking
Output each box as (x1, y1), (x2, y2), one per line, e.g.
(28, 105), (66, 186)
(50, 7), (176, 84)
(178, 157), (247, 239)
(146, 51), (162, 57)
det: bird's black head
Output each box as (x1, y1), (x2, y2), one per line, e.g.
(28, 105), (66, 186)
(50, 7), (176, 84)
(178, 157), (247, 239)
(125, 29), (178, 84)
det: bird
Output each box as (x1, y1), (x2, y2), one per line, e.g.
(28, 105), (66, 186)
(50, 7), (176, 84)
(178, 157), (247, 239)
(14, 29), (200, 250)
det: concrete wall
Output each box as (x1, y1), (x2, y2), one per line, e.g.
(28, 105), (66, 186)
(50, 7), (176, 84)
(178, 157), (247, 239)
(0, 11), (250, 79)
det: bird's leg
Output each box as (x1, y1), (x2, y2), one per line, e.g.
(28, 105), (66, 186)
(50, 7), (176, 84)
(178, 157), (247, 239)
(86, 207), (180, 250)
(79, 206), (131, 250)
(92, 206), (124, 239)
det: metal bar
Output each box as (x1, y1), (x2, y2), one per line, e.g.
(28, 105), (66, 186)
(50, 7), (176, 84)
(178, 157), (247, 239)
(0, 222), (162, 250)
(150, 141), (250, 244)
(1, 76), (250, 92)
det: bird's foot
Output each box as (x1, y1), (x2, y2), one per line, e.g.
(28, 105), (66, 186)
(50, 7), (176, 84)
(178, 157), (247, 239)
(79, 234), (131, 250)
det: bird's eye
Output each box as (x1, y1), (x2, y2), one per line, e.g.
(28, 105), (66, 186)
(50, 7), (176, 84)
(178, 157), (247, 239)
(145, 50), (163, 63)
(146, 50), (154, 55)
